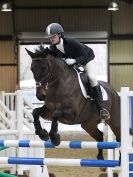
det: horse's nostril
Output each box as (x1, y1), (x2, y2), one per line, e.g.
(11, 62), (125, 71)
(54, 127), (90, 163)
(36, 94), (45, 101)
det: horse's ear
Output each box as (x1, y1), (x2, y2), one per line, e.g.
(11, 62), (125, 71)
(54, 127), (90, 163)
(45, 47), (50, 54)
(25, 48), (35, 58)
(45, 47), (49, 52)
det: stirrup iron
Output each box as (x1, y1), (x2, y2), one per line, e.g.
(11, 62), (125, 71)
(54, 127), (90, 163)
(100, 108), (110, 120)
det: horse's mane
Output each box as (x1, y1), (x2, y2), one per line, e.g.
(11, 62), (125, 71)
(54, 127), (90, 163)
(32, 45), (78, 78)
(34, 45), (57, 58)
(34, 45), (68, 67)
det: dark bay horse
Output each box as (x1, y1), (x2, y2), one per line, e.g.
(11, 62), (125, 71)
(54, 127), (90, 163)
(26, 47), (120, 161)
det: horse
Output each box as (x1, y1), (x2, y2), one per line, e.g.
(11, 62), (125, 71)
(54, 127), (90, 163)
(26, 47), (120, 163)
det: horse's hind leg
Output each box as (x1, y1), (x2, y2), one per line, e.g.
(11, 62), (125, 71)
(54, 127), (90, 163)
(81, 123), (107, 171)
(81, 122), (104, 159)
(33, 106), (49, 141)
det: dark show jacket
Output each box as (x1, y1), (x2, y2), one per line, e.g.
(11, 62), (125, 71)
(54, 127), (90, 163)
(49, 37), (95, 66)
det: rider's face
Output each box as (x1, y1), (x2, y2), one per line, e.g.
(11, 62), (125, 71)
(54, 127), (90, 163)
(50, 34), (60, 44)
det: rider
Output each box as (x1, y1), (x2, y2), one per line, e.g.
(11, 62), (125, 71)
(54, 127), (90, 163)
(45, 23), (110, 121)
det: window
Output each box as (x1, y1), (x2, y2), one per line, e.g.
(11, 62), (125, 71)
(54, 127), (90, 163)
(86, 43), (108, 82)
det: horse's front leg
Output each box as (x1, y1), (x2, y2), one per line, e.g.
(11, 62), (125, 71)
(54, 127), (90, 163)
(49, 110), (63, 146)
(33, 106), (49, 141)
(49, 108), (75, 146)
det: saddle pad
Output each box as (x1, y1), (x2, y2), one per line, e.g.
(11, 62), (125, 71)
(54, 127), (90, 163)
(75, 69), (108, 101)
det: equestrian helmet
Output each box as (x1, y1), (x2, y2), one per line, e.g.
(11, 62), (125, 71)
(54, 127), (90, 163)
(45, 23), (64, 38)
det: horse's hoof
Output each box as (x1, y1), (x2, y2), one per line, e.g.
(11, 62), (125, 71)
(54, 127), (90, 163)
(97, 154), (104, 160)
(100, 167), (107, 172)
(50, 133), (60, 146)
(35, 129), (49, 141)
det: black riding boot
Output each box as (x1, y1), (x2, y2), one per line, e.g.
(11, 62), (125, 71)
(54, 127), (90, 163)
(92, 85), (110, 120)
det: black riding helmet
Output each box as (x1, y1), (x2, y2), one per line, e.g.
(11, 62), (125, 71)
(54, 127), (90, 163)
(45, 23), (64, 38)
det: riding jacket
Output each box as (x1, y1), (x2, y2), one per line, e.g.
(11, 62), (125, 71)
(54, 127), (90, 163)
(49, 37), (95, 66)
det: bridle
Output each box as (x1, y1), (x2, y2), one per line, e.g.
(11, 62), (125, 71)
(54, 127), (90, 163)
(32, 57), (53, 89)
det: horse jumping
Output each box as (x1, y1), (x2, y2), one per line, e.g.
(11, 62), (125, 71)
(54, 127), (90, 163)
(26, 47), (120, 162)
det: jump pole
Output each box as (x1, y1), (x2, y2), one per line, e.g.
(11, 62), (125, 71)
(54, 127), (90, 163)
(0, 172), (17, 177)
(0, 157), (120, 167)
(0, 140), (120, 149)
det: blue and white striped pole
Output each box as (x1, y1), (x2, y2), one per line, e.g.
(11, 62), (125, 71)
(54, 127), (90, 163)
(0, 140), (120, 149)
(0, 157), (120, 167)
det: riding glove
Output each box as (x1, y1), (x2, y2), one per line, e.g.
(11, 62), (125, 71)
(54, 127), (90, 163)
(65, 58), (76, 65)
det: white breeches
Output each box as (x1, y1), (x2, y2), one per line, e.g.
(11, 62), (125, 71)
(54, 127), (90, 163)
(84, 60), (98, 87)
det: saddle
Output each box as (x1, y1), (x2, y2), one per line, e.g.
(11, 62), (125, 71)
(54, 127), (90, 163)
(75, 66), (93, 98)
(74, 66), (108, 101)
